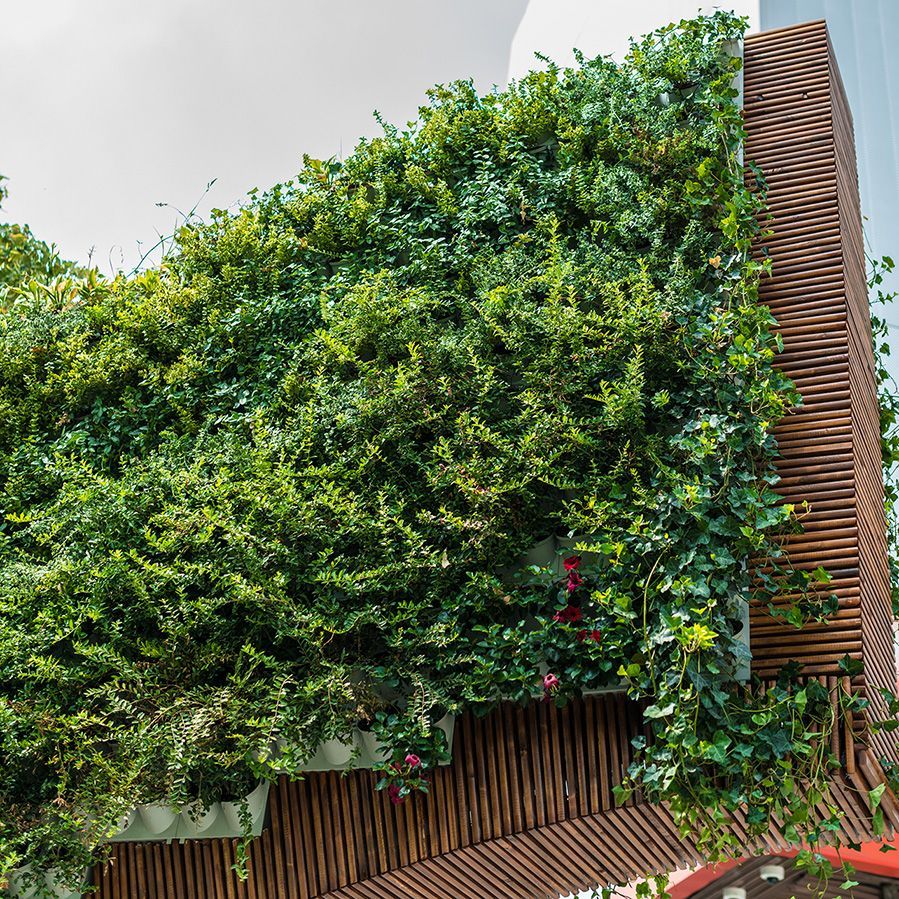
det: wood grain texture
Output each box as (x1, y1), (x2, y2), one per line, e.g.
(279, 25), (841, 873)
(89, 22), (899, 898)
(743, 21), (897, 765)
(91, 700), (894, 899)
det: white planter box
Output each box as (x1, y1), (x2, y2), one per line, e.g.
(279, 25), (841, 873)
(138, 803), (178, 836)
(360, 727), (384, 761)
(6, 866), (85, 899)
(435, 713), (455, 762)
(178, 801), (218, 838)
(221, 780), (269, 833)
(272, 713), (456, 773)
(110, 781), (270, 843)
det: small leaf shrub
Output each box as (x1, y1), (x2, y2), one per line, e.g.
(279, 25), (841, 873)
(0, 12), (875, 887)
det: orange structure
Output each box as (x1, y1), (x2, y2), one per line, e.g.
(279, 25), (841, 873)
(668, 841), (899, 899)
(91, 21), (899, 899)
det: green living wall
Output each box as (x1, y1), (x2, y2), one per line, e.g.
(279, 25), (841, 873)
(0, 12), (858, 889)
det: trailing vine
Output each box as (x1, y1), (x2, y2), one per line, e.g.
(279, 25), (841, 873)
(0, 12), (893, 892)
(870, 254), (899, 615)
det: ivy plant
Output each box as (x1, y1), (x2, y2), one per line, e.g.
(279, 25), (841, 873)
(0, 12), (891, 892)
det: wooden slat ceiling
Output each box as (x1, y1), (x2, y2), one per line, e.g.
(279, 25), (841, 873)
(90, 21), (899, 899)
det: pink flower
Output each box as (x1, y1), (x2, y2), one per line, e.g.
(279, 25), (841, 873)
(543, 672), (560, 692)
(564, 556), (581, 571)
(387, 784), (405, 805)
(405, 753), (421, 768)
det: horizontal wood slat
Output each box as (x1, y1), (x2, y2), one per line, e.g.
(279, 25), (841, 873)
(744, 22), (896, 721)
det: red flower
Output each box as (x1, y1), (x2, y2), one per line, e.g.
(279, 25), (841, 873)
(552, 604), (582, 624)
(405, 753), (421, 768)
(576, 629), (587, 642)
(564, 556), (581, 571)
(589, 629), (602, 643)
(567, 571), (583, 593)
(576, 628), (601, 643)
(543, 672), (560, 692)
(387, 784), (405, 805)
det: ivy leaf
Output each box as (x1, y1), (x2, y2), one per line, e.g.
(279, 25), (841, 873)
(839, 655), (864, 677)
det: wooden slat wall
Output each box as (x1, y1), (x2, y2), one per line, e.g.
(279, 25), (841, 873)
(744, 21), (861, 675)
(92, 696), (890, 899)
(89, 22), (899, 898)
(94, 696), (682, 899)
(744, 21), (896, 722)
(828, 38), (899, 764)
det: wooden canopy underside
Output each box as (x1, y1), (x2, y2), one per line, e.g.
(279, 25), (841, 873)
(93, 21), (899, 899)
(94, 698), (896, 899)
(94, 698), (710, 898)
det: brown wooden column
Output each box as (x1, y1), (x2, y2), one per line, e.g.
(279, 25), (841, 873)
(744, 22), (897, 757)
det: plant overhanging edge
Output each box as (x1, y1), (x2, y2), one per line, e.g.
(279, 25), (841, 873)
(0, 11), (896, 892)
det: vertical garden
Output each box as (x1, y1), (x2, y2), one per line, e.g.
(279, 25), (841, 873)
(0, 12), (893, 893)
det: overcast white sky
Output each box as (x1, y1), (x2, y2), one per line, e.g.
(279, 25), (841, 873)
(509, 0), (758, 76)
(1, 0), (528, 271)
(3, 1), (761, 274)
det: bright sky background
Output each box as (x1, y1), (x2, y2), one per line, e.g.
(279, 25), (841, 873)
(508, 0), (759, 78)
(1, 0), (527, 272)
(2, 1), (763, 275)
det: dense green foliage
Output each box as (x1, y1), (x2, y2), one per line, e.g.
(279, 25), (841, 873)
(0, 13), (861, 888)
(869, 255), (899, 617)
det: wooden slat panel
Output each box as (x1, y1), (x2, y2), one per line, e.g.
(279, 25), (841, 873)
(94, 706), (894, 898)
(745, 22), (897, 733)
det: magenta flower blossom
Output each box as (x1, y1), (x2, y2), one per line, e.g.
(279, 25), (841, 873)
(405, 753), (421, 768)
